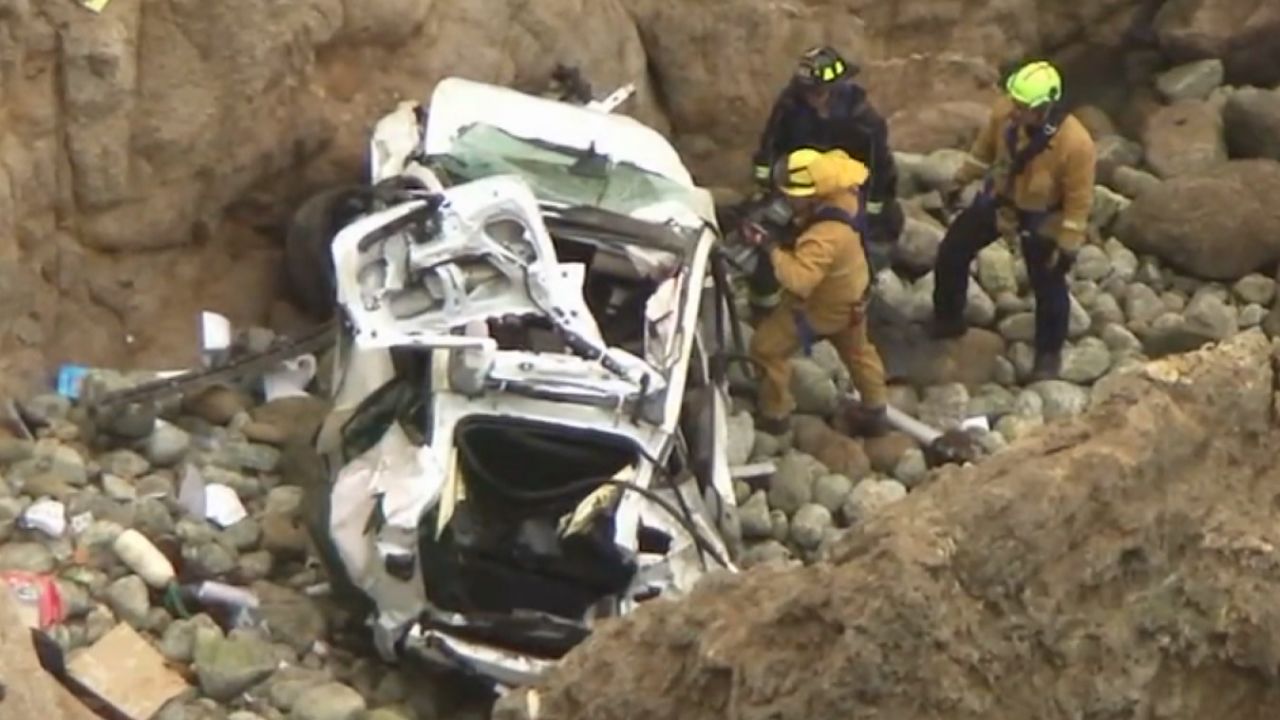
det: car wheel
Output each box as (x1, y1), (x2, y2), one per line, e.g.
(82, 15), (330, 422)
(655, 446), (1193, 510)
(283, 185), (371, 321)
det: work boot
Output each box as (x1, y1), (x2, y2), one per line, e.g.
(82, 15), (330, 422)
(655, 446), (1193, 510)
(756, 414), (792, 436)
(929, 314), (966, 340)
(844, 403), (890, 438)
(1029, 351), (1062, 382)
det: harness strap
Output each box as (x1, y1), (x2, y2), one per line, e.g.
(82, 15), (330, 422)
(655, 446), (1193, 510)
(793, 309), (818, 357)
(790, 199), (875, 355)
(811, 191), (869, 234)
(977, 106), (1068, 235)
(809, 197), (877, 283)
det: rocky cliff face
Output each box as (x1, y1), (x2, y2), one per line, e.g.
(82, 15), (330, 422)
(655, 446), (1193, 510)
(0, 0), (1276, 394)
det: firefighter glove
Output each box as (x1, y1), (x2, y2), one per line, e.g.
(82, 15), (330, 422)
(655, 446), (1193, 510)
(1056, 220), (1087, 254)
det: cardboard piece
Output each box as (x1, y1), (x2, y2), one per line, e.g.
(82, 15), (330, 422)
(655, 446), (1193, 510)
(65, 623), (189, 719)
(0, 584), (100, 720)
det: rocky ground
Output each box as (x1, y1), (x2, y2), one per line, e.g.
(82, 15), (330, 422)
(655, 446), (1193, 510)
(0, 375), (491, 720)
(721, 57), (1280, 569)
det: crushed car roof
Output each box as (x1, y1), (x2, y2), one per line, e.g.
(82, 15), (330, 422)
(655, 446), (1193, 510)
(422, 77), (717, 228)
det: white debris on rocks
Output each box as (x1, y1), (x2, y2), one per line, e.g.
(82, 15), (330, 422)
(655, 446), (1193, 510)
(0, 379), (478, 720)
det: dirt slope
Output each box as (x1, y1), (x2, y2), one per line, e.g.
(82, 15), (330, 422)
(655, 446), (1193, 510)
(513, 329), (1280, 720)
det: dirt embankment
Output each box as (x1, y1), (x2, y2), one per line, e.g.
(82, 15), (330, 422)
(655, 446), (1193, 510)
(507, 330), (1280, 720)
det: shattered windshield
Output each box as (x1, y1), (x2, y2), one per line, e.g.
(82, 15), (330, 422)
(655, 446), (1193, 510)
(431, 123), (708, 228)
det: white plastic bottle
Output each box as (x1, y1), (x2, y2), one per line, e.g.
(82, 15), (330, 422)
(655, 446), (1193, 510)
(112, 529), (176, 589)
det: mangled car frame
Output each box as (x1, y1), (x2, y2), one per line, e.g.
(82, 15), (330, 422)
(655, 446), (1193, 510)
(304, 77), (746, 691)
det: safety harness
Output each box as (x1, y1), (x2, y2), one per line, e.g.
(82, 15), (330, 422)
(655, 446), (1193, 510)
(977, 106), (1067, 237)
(791, 190), (872, 357)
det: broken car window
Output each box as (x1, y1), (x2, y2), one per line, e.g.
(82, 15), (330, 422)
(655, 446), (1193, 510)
(432, 124), (705, 228)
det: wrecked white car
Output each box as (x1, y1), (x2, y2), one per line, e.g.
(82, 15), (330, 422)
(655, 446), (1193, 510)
(302, 77), (745, 691)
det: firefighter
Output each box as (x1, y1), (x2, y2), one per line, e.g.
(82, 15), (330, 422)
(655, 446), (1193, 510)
(744, 148), (890, 437)
(930, 60), (1096, 381)
(754, 48), (902, 247)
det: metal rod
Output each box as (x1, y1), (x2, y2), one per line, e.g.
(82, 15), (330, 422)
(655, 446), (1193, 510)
(843, 390), (944, 445)
(885, 404), (943, 445)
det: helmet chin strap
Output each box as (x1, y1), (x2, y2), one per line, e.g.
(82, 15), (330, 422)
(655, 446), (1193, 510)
(1017, 99), (1060, 135)
(1038, 101), (1062, 134)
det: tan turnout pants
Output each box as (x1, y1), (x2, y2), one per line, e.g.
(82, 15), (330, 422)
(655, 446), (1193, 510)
(749, 300), (888, 420)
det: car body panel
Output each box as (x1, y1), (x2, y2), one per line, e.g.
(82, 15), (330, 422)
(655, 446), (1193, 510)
(317, 75), (741, 691)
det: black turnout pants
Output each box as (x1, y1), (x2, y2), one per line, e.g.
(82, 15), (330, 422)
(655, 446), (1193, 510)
(932, 199), (1070, 356)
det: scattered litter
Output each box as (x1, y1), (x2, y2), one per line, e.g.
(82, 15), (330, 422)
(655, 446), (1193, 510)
(200, 311), (233, 367)
(0, 583), (98, 719)
(66, 623), (189, 720)
(1, 572), (65, 630)
(192, 580), (259, 610)
(177, 464), (246, 526)
(960, 415), (991, 433)
(69, 512), (94, 536)
(182, 581), (262, 630)
(55, 364), (91, 400)
(262, 353), (318, 401)
(19, 499), (67, 538)
(112, 529), (176, 589)
(178, 464), (207, 518)
(205, 484), (248, 528)
(56, 364), (187, 400)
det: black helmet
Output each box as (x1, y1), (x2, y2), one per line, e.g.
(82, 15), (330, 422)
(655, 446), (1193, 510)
(794, 46), (856, 87)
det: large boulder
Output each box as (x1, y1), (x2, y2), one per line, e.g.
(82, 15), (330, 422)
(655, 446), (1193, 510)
(525, 332), (1280, 720)
(1154, 59), (1225, 103)
(1154, 0), (1280, 87)
(870, 321), (1007, 390)
(1114, 159), (1280, 280)
(1141, 99), (1227, 178)
(1223, 86), (1280, 161)
(887, 100), (991, 154)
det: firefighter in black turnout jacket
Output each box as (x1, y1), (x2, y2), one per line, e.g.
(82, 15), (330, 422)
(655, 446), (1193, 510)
(745, 45), (904, 319)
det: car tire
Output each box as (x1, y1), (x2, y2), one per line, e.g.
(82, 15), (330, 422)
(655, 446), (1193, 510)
(283, 185), (371, 321)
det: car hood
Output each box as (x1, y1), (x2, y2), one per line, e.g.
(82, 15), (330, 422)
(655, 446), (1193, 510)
(425, 78), (695, 189)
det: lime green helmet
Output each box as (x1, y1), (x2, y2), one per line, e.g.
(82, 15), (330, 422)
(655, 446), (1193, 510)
(1005, 60), (1062, 108)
